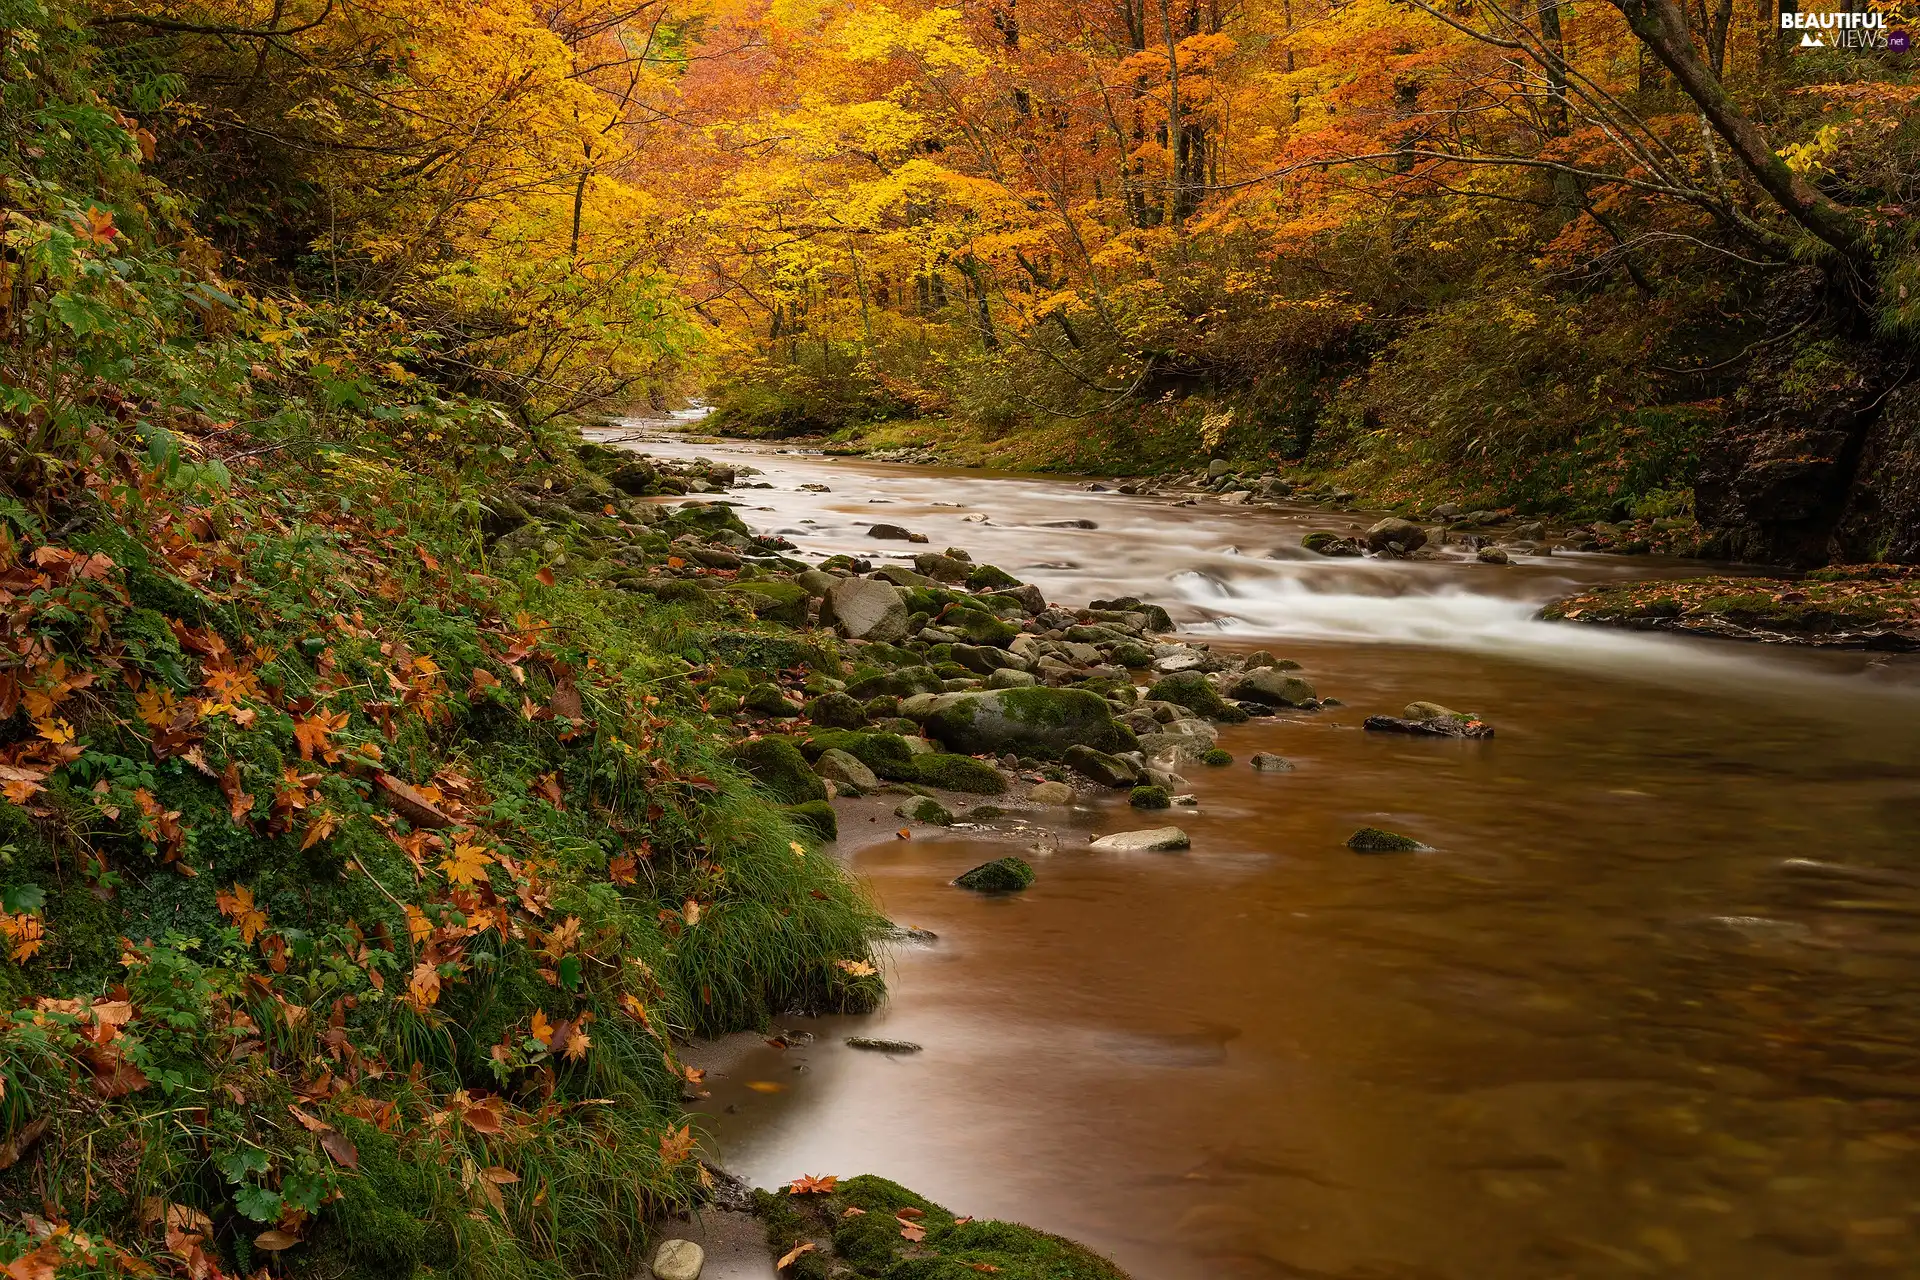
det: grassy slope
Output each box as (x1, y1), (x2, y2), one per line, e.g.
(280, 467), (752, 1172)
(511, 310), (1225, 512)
(0, 389), (885, 1279)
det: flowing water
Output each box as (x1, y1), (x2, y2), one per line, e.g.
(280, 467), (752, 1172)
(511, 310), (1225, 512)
(594, 425), (1920, 1280)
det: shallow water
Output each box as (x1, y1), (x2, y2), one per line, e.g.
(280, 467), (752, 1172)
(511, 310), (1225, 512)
(598, 426), (1920, 1279)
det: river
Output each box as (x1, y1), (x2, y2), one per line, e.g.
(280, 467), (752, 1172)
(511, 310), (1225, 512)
(592, 424), (1920, 1280)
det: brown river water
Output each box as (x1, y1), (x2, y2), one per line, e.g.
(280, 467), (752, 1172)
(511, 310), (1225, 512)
(592, 423), (1920, 1280)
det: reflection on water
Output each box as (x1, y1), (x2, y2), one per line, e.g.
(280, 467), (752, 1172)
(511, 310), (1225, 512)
(599, 428), (1920, 1280)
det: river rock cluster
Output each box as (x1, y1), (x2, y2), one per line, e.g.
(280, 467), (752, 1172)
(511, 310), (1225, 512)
(493, 442), (1381, 823)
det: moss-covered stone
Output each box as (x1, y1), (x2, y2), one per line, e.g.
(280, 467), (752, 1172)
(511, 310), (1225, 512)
(1147, 670), (1242, 720)
(730, 736), (829, 804)
(800, 730), (918, 780)
(757, 1176), (1128, 1279)
(909, 753), (1008, 794)
(943, 607), (1019, 648)
(729, 579), (812, 625)
(785, 799), (838, 843)
(966, 563), (1023, 591)
(1200, 748), (1233, 766)
(806, 690), (869, 728)
(1129, 785), (1170, 809)
(745, 682), (799, 716)
(895, 794), (954, 825)
(954, 857), (1034, 893)
(922, 687), (1127, 759)
(1347, 826), (1423, 853)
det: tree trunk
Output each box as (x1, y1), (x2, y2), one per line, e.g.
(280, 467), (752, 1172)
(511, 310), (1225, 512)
(1609, 0), (1868, 263)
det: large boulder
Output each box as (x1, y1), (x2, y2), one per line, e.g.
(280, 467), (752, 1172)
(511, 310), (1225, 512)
(1231, 668), (1317, 708)
(1366, 518), (1429, 554)
(922, 688), (1128, 759)
(820, 578), (909, 643)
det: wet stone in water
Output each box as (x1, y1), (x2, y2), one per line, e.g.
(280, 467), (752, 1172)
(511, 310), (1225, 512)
(846, 1036), (924, 1053)
(1346, 827), (1424, 853)
(954, 857), (1036, 892)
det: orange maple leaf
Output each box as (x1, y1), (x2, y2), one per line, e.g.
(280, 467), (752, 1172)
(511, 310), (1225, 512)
(292, 709), (350, 763)
(438, 836), (494, 887)
(788, 1174), (838, 1195)
(215, 884), (268, 944)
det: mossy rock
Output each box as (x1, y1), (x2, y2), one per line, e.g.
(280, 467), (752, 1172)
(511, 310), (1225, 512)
(942, 607), (1019, 648)
(806, 690), (869, 728)
(729, 580), (812, 625)
(1200, 748), (1233, 767)
(1347, 826), (1423, 853)
(922, 688), (1127, 759)
(758, 1176), (1129, 1279)
(895, 795), (954, 826)
(846, 666), (946, 700)
(965, 563), (1023, 591)
(801, 730), (918, 780)
(785, 799), (838, 843)
(1149, 673), (1247, 723)
(745, 683), (799, 716)
(1129, 785), (1170, 809)
(730, 736), (828, 804)
(954, 857), (1034, 893)
(1108, 641), (1153, 668)
(703, 630), (836, 674)
(909, 754), (1008, 795)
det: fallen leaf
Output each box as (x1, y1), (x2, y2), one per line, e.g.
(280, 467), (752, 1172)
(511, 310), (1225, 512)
(776, 1241), (817, 1270)
(746, 1080), (787, 1094)
(535, 567), (557, 587)
(897, 1207), (925, 1220)
(789, 1173), (837, 1194)
(321, 1130), (359, 1169)
(896, 828), (911, 840)
(252, 1229), (300, 1251)
(899, 1220), (926, 1242)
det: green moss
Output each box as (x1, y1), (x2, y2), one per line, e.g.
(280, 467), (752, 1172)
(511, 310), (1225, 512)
(923, 687), (1126, 759)
(1128, 785), (1170, 809)
(1200, 748), (1233, 766)
(908, 754), (1008, 795)
(806, 691), (869, 728)
(800, 730), (918, 780)
(730, 736), (829, 803)
(954, 857), (1033, 892)
(729, 580), (812, 625)
(785, 800), (838, 843)
(745, 683), (799, 716)
(759, 1176), (1129, 1279)
(965, 563), (1022, 591)
(1147, 671), (1242, 721)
